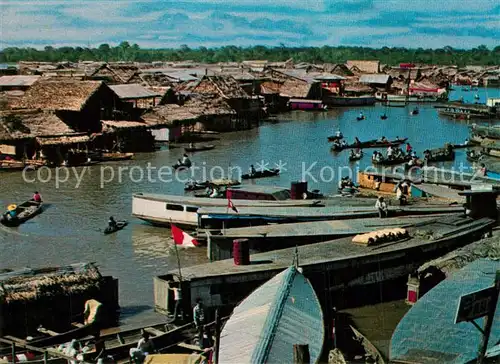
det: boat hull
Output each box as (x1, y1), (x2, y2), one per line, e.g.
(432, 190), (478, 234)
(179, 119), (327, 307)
(241, 169), (280, 180)
(325, 96), (376, 106)
(0, 201), (43, 227)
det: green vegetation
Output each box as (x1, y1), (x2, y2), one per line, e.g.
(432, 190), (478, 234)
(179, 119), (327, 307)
(1, 42), (499, 66)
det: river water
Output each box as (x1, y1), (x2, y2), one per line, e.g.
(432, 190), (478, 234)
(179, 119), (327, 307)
(0, 87), (498, 331)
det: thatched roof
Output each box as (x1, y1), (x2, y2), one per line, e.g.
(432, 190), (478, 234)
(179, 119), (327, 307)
(109, 84), (162, 100)
(36, 135), (90, 146)
(13, 80), (103, 111)
(0, 109), (76, 141)
(260, 80), (282, 95)
(343, 83), (374, 93)
(141, 104), (198, 127)
(346, 60), (380, 74)
(0, 75), (41, 87)
(101, 120), (148, 131)
(184, 95), (237, 117)
(0, 262), (102, 303)
(89, 63), (139, 83)
(184, 75), (250, 99)
(279, 79), (312, 98)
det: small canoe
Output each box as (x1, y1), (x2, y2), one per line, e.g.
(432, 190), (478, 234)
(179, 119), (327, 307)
(332, 138), (408, 151)
(410, 109), (419, 115)
(0, 200), (43, 227)
(104, 221), (128, 235)
(380, 115), (388, 120)
(327, 135), (343, 142)
(356, 116), (366, 121)
(241, 168), (280, 180)
(98, 152), (134, 162)
(185, 144), (215, 152)
(172, 163), (191, 170)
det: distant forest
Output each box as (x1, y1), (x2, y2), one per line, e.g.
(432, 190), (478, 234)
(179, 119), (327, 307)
(1, 42), (500, 66)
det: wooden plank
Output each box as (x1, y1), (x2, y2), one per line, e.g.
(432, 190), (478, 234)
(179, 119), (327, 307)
(176, 342), (203, 351)
(143, 327), (166, 337)
(37, 328), (60, 337)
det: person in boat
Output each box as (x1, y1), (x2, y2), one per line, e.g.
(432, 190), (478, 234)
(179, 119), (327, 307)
(350, 150), (356, 159)
(479, 163), (487, 177)
(406, 143), (413, 155)
(108, 216), (117, 230)
(338, 178), (345, 191)
(380, 136), (387, 143)
(372, 151), (377, 161)
(249, 164), (256, 176)
(129, 331), (156, 364)
(464, 138), (469, 146)
(387, 145), (394, 159)
(335, 129), (343, 138)
(31, 191), (42, 203)
(209, 187), (219, 198)
(411, 151), (417, 159)
(375, 151), (382, 162)
(375, 196), (388, 218)
(423, 149), (431, 160)
(354, 137), (361, 145)
(358, 112), (364, 119)
(181, 154), (191, 166)
(6, 205), (17, 220)
(340, 140), (347, 147)
(189, 142), (194, 149)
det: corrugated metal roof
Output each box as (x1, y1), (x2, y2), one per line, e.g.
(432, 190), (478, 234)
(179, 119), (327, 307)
(218, 266), (325, 364)
(390, 259), (500, 363)
(0, 75), (41, 87)
(109, 84), (161, 99)
(359, 74), (390, 84)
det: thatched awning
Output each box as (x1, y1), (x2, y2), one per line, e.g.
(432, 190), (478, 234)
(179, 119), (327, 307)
(142, 104), (198, 127)
(36, 134), (90, 146)
(102, 120), (148, 132)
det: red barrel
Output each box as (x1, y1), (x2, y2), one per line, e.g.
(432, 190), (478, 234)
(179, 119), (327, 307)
(290, 181), (308, 199)
(233, 239), (250, 265)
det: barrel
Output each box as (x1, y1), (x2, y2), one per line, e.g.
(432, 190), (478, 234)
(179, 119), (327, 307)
(290, 181), (308, 200)
(233, 239), (250, 265)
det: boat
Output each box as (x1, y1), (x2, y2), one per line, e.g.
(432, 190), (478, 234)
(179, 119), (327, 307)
(423, 146), (455, 162)
(241, 168), (280, 180)
(470, 124), (500, 139)
(172, 162), (191, 170)
(327, 135), (343, 142)
(436, 104), (496, 120)
(0, 200), (43, 227)
(466, 150), (485, 162)
(184, 180), (210, 191)
(356, 116), (366, 121)
(380, 114), (388, 120)
(324, 95), (376, 106)
(104, 221), (128, 235)
(350, 325), (386, 364)
(288, 99), (327, 111)
(97, 152), (134, 162)
(184, 144), (215, 152)
(21, 323), (97, 349)
(332, 137), (408, 151)
(390, 259), (500, 364)
(217, 266), (325, 364)
(132, 192), (323, 228)
(410, 108), (419, 115)
(348, 151), (363, 161)
(184, 179), (240, 191)
(372, 155), (410, 166)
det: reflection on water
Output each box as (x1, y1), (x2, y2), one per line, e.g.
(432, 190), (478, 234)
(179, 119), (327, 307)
(0, 87), (498, 326)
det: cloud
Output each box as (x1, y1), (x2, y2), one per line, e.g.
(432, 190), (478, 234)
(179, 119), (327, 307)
(1, 0), (498, 49)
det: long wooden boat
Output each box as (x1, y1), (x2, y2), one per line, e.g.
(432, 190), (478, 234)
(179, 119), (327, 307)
(350, 326), (386, 364)
(104, 221), (128, 235)
(241, 168), (280, 180)
(98, 152), (134, 162)
(184, 144), (215, 152)
(471, 124), (500, 140)
(0, 200), (43, 227)
(218, 266), (325, 364)
(424, 147), (455, 162)
(327, 135), (343, 142)
(332, 138), (408, 151)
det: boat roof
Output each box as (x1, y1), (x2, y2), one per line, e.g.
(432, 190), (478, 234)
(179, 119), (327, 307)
(133, 193), (317, 207)
(390, 259), (500, 363)
(218, 266), (324, 364)
(170, 216), (495, 280)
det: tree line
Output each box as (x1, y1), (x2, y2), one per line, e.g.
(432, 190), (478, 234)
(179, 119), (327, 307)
(1, 42), (499, 66)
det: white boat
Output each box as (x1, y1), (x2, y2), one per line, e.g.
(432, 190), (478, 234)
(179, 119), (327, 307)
(218, 265), (325, 364)
(132, 193), (322, 228)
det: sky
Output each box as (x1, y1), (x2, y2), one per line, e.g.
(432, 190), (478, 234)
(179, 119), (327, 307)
(1, 0), (499, 50)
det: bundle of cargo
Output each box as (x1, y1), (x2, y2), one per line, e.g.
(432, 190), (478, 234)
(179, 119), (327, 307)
(352, 228), (409, 246)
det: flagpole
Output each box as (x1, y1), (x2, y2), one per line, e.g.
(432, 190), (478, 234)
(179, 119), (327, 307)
(170, 219), (183, 281)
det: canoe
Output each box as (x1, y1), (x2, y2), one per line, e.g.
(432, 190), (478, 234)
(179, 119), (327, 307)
(241, 168), (280, 180)
(104, 221), (128, 235)
(372, 156), (410, 166)
(380, 115), (388, 120)
(327, 135), (343, 142)
(23, 323), (96, 349)
(184, 144), (215, 152)
(0, 200), (43, 227)
(97, 153), (134, 162)
(172, 163), (191, 170)
(356, 116), (366, 121)
(332, 137), (408, 151)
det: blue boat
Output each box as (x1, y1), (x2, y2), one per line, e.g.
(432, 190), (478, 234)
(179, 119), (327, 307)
(390, 259), (500, 363)
(218, 265), (325, 364)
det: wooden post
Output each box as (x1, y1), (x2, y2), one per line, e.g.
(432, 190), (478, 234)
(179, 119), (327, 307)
(293, 344), (310, 364)
(477, 270), (500, 364)
(214, 309), (221, 364)
(11, 342), (15, 363)
(43, 351), (48, 364)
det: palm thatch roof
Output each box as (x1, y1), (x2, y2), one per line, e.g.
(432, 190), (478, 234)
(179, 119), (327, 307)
(183, 95), (237, 116)
(12, 80), (103, 112)
(0, 109), (76, 141)
(182, 75), (250, 99)
(101, 120), (148, 132)
(346, 60), (380, 74)
(141, 104), (198, 127)
(0, 262), (102, 303)
(279, 79), (313, 98)
(36, 135), (90, 146)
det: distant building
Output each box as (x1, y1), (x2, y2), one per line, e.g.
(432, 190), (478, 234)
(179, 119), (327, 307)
(346, 60), (380, 74)
(0, 75), (41, 91)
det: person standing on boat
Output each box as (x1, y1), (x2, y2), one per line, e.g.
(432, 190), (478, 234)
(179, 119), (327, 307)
(181, 154), (191, 166)
(108, 216), (117, 230)
(32, 191), (42, 203)
(387, 146), (394, 159)
(193, 298), (206, 349)
(249, 164), (256, 176)
(167, 282), (183, 321)
(358, 111), (364, 119)
(406, 143), (413, 155)
(335, 129), (343, 138)
(375, 196), (388, 218)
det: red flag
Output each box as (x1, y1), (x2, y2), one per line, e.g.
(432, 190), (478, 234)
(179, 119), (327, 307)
(227, 198), (238, 213)
(171, 224), (199, 247)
